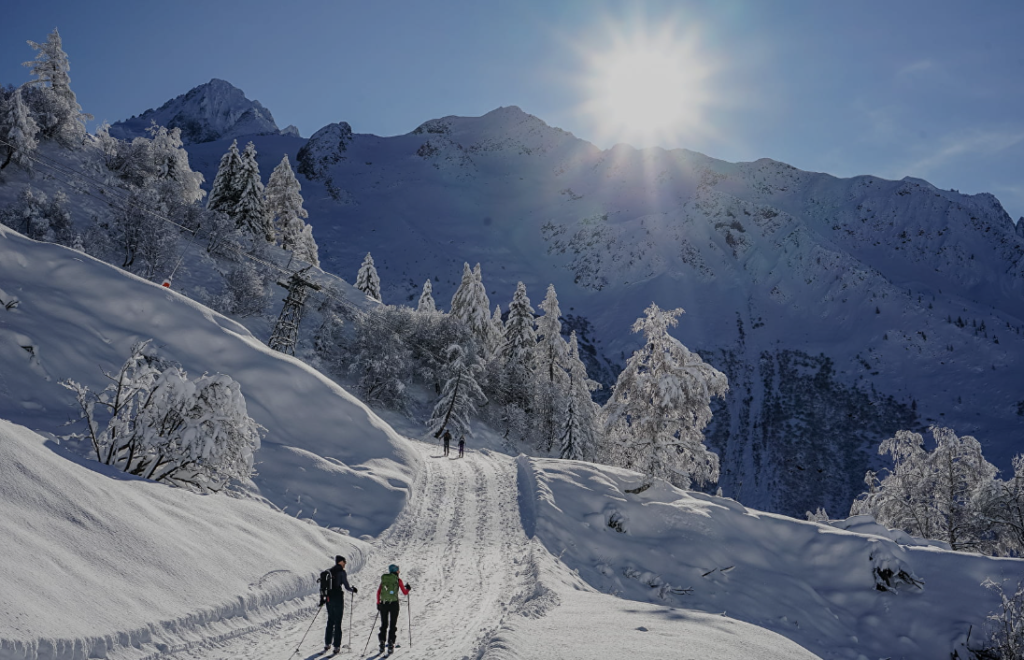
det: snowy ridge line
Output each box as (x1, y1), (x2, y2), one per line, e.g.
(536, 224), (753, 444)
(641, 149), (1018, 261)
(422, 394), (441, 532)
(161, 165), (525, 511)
(0, 571), (316, 660)
(0, 134), (455, 370)
(514, 454), (538, 539)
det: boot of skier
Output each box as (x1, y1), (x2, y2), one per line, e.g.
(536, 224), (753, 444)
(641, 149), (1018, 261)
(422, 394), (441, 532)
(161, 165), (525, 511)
(323, 555), (357, 654)
(376, 564), (411, 655)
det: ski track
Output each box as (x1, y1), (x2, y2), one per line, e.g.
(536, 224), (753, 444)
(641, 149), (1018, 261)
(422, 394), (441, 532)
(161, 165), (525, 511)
(160, 441), (533, 660)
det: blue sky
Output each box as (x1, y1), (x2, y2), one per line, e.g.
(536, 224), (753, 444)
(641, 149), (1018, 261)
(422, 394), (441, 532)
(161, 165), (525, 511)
(3, 0), (1023, 221)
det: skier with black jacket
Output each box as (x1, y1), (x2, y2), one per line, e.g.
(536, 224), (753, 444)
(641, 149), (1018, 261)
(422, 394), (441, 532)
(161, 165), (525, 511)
(323, 555), (357, 654)
(376, 564), (411, 655)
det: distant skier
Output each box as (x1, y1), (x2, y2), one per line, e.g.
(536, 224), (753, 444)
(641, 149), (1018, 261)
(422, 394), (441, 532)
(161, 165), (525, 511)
(376, 564), (411, 655)
(442, 429), (451, 457)
(458, 435), (465, 458)
(322, 555), (357, 655)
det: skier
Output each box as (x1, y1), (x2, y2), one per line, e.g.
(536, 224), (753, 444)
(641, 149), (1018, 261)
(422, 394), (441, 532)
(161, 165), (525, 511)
(323, 555), (358, 655)
(442, 429), (451, 457)
(376, 564), (411, 655)
(458, 435), (465, 458)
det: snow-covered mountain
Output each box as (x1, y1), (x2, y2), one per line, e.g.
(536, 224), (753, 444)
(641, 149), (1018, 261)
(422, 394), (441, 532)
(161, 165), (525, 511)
(108, 79), (289, 144)
(171, 103), (1024, 520)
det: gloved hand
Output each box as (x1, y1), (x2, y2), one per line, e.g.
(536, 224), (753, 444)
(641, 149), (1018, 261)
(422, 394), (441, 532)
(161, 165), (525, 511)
(351, 587), (359, 594)
(405, 583), (412, 592)
(377, 602), (385, 612)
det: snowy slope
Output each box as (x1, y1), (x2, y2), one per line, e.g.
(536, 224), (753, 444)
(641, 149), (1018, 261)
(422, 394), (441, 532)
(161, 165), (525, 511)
(175, 105), (1024, 519)
(0, 225), (417, 537)
(108, 79), (284, 144)
(0, 419), (365, 658)
(517, 456), (1021, 660)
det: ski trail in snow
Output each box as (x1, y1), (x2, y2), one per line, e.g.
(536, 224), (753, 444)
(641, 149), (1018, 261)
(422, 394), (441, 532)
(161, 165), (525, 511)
(159, 441), (534, 660)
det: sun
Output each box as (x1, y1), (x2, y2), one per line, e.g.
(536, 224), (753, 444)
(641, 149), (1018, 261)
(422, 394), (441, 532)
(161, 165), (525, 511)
(579, 24), (714, 148)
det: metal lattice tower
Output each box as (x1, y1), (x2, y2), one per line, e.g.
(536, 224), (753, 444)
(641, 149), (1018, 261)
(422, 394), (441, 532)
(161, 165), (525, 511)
(268, 270), (321, 355)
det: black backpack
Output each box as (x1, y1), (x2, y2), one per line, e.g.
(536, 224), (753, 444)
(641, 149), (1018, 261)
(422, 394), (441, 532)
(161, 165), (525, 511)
(318, 569), (334, 605)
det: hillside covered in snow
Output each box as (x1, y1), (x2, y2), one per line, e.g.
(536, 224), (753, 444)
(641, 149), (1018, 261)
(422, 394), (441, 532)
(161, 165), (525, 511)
(158, 81), (1024, 519)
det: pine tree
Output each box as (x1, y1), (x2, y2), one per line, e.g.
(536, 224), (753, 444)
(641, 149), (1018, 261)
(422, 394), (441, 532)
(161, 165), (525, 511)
(426, 344), (487, 439)
(22, 28), (90, 147)
(535, 285), (568, 384)
(417, 279), (436, 313)
(207, 140), (242, 216)
(450, 263), (491, 344)
(355, 252), (382, 301)
(559, 331), (602, 461)
(265, 155), (307, 248)
(602, 303), (728, 490)
(0, 87), (39, 172)
(485, 304), (504, 359)
(291, 224), (320, 268)
(499, 282), (537, 413)
(233, 142), (273, 241)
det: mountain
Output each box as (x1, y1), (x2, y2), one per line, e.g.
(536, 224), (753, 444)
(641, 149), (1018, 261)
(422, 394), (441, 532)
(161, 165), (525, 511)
(177, 103), (1024, 520)
(108, 79), (288, 144)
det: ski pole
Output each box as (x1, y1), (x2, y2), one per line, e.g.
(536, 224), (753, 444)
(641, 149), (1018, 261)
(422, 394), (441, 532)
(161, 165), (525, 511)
(407, 592), (412, 648)
(291, 604), (322, 657)
(347, 590), (353, 648)
(362, 608), (380, 655)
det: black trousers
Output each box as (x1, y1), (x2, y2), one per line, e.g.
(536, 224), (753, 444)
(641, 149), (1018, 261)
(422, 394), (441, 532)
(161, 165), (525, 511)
(325, 597), (345, 648)
(378, 601), (400, 646)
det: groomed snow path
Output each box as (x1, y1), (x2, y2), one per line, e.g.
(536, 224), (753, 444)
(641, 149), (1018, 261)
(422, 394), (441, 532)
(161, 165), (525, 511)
(160, 440), (820, 660)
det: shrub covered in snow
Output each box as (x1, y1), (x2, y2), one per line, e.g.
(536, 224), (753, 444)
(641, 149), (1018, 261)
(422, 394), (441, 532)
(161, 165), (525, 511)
(61, 340), (261, 492)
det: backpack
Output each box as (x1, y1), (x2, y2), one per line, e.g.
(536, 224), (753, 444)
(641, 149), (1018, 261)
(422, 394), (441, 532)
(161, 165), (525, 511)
(318, 569), (334, 605)
(379, 573), (400, 603)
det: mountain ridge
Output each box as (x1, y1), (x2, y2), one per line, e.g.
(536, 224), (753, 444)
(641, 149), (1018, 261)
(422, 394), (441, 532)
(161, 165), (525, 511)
(123, 83), (1024, 518)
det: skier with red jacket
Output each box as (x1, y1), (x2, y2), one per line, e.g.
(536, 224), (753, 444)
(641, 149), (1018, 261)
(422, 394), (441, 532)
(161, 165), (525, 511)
(376, 564), (411, 655)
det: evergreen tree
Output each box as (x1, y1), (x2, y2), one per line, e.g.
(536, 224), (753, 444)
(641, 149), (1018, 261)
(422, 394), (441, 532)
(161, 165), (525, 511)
(486, 304), (504, 359)
(22, 28), (90, 147)
(449, 263), (491, 344)
(499, 281), (537, 413)
(534, 285), (569, 450)
(265, 155), (309, 251)
(417, 279), (436, 313)
(233, 142), (273, 241)
(0, 87), (39, 172)
(559, 331), (602, 461)
(207, 140), (242, 216)
(602, 303), (728, 490)
(426, 344), (487, 439)
(355, 252), (382, 301)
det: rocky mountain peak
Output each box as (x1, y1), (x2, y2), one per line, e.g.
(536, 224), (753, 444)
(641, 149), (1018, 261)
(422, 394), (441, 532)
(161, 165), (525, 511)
(109, 79), (284, 145)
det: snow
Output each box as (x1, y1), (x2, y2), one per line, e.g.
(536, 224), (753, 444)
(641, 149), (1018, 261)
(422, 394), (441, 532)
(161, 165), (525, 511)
(0, 224), (417, 537)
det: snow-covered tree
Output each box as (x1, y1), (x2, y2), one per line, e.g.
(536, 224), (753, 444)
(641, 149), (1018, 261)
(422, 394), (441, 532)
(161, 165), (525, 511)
(602, 303), (728, 490)
(0, 87), (39, 172)
(499, 281), (537, 413)
(417, 279), (436, 313)
(449, 263), (491, 345)
(426, 344), (487, 440)
(234, 142), (273, 241)
(60, 340), (261, 492)
(207, 140), (242, 216)
(534, 285), (570, 451)
(348, 307), (411, 408)
(22, 28), (90, 147)
(208, 260), (273, 318)
(486, 304), (504, 359)
(355, 252), (382, 301)
(851, 427), (1000, 552)
(0, 186), (74, 246)
(265, 155), (317, 265)
(558, 331), (602, 462)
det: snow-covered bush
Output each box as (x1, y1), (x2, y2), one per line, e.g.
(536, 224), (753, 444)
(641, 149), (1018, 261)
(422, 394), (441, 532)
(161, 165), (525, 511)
(978, 579), (1024, 660)
(206, 260), (273, 318)
(60, 340), (261, 492)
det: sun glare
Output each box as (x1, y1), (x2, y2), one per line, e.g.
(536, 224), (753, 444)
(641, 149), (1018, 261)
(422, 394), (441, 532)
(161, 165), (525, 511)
(579, 23), (715, 148)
